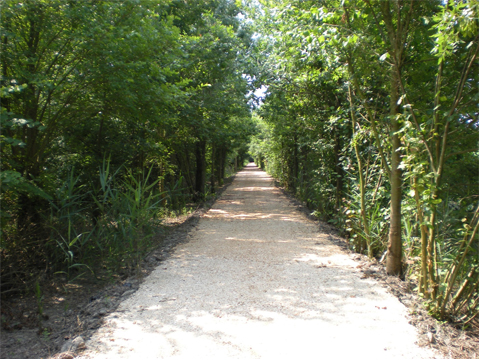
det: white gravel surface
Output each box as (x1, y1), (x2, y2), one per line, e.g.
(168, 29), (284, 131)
(80, 164), (440, 359)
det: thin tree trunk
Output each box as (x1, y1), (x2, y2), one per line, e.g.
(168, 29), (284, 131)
(159, 160), (167, 208)
(17, 15), (42, 234)
(414, 176), (429, 295)
(378, 0), (411, 276)
(195, 140), (206, 200)
(334, 131), (343, 212)
(348, 85), (372, 257)
(218, 145), (226, 185)
(210, 144), (216, 194)
(386, 73), (403, 276)
(293, 132), (299, 192)
(175, 152), (194, 196)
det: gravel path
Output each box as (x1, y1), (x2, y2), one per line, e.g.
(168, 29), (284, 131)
(80, 164), (440, 359)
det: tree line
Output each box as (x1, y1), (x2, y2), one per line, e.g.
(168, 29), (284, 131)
(1, 0), (254, 290)
(1, 0), (478, 330)
(247, 0), (478, 325)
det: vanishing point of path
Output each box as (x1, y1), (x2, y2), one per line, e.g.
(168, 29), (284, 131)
(81, 164), (439, 359)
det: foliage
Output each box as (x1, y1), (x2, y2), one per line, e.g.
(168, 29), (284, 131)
(246, 0), (478, 325)
(1, 0), (253, 291)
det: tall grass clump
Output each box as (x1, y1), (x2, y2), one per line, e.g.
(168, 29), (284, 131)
(45, 159), (165, 281)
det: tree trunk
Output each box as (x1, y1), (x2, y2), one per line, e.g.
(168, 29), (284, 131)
(17, 15), (42, 234)
(334, 131), (343, 212)
(210, 144), (216, 194)
(293, 132), (299, 192)
(378, 0), (413, 276)
(175, 151), (195, 196)
(195, 140), (206, 199)
(386, 74), (403, 276)
(218, 145), (226, 186)
(159, 160), (167, 208)
(414, 176), (429, 295)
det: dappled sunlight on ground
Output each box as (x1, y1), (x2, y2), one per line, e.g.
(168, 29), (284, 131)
(81, 164), (439, 360)
(84, 260), (422, 359)
(205, 167), (305, 222)
(233, 186), (276, 191)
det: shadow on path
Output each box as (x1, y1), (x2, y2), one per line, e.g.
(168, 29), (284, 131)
(81, 164), (439, 360)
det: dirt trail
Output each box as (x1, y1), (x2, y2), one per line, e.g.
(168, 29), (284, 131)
(80, 164), (439, 359)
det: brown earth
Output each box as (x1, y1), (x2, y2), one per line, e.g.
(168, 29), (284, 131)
(0, 164), (478, 359)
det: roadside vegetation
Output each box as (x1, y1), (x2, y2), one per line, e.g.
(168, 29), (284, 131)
(247, 0), (478, 327)
(1, 0), (254, 294)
